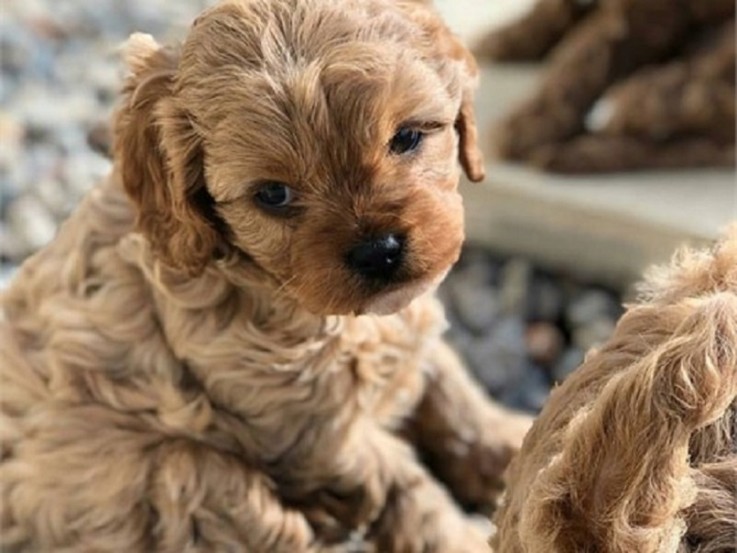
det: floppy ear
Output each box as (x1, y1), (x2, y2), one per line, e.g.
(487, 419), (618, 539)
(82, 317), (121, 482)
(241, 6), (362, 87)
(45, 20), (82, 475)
(456, 78), (485, 183)
(398, 1), (486, 182)
(114, 33), (222, 275)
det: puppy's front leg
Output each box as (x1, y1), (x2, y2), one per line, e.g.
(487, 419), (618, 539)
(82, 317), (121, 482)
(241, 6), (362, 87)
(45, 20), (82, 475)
(361, 426), (492, 552)
(408, 340), (533, 512)
(286, 423), (489, 552)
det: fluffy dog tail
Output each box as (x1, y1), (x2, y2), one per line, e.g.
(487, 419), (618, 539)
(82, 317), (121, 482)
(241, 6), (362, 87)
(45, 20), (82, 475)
(515, 292), (737, 553)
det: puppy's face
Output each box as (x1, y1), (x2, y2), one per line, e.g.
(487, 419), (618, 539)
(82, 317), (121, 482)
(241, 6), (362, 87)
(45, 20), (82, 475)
(116, 0), (484, 315)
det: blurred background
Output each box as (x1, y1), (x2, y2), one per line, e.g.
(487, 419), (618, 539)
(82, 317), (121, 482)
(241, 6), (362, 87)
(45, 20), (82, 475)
(2, 0), (735, 413)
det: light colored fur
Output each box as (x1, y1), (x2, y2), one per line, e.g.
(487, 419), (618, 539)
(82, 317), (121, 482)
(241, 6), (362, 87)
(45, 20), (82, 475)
(494, 227), (737, 552)
(0, 1), (530, 551)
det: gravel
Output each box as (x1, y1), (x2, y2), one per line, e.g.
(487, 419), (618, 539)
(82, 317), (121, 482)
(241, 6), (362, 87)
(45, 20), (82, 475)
(1, 0), (625, 414)
(1, 0), (212, 268)
(441, 247), (623, 413)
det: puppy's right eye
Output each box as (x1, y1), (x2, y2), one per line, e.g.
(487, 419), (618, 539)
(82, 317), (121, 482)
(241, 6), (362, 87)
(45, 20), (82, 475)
(389, 127), (423, 155)
(254, 182), (294, 211)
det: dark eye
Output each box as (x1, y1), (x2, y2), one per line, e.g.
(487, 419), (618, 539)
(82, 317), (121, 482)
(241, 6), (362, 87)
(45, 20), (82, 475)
(389, 127), (423, 155)
(255, 182), (294, 209)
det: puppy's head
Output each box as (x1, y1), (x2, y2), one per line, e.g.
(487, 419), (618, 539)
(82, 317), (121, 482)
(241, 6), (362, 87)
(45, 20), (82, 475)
(115, 0), (484, 315)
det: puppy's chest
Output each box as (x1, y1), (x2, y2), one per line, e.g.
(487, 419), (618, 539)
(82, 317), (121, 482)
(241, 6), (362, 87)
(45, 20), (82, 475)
(338, 298), (446, 427)
(175, 296), (447, 456)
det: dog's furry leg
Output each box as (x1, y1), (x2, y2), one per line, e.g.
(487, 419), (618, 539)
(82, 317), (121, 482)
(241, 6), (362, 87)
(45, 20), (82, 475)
(359, 425), (491, 552)
(493, 0), (691, 160)
(474, 0), (596, 62)
(0, 409), (317, 553)
(148, 440), (320, 553)
(407, 340), (532, 513)
(681, 458), (737, 553)
(513, 293), (737, 552)
(591, 22), (735, 144)
(284, 421), (490, 552)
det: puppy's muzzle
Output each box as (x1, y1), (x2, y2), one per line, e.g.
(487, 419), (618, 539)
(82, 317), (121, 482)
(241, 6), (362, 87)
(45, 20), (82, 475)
(346, 233), (404, 283)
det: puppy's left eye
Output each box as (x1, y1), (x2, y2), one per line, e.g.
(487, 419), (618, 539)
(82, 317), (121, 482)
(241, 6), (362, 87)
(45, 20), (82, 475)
(389, 127), (423, 155)
(254, 182), (295, 210)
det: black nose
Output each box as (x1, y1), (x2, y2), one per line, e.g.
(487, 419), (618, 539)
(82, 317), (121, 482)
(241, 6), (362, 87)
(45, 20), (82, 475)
(346, 234), (405, 282)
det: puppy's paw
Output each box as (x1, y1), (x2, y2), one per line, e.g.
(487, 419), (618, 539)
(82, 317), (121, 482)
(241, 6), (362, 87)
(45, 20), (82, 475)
(450, 425), (531, 512)
(446, 441), (514, 514)
(370, 482), (491, 553)
(296, 477), (386, 545)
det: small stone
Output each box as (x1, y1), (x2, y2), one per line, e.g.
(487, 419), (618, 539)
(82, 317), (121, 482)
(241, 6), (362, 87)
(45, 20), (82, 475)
(566, 289), (622, 329)
(14, 87), (99, 132)
(61, 151), (112, 197)
(35, 178), (71, 216)
(499, 258), (532, 315)
(449, 251), (496, 287)
(443, 321), (473, 359)
(499, 364), (550, 413)
(86, 58), (121, 94)
(551, 347), (586, 383)
(525, 322), (564, 366)
(450, 284), (500, 335)
(466, 316), (527, 395)
(444, 252), (500, 333)
(0, 222), (26, 261)
(0, 114), (25, 173)
(526, 274), (565, 322)
(572, 317), (616, 351)
(0, 25), (34, 77)
(0, 264), (17, 289)
(6, 194), (57, 253)
(86, 120), (112, 157)
(27, 15), (69, 42)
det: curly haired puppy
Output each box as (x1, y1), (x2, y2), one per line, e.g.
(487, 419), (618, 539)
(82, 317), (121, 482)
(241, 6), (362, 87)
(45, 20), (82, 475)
(0, 1), (531, 551)
(494, 228), (737, 552)
(477, 0), (735, 172)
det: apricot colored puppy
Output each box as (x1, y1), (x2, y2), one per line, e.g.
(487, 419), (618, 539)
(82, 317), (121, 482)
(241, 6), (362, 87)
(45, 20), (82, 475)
(0, 1), (530, 551)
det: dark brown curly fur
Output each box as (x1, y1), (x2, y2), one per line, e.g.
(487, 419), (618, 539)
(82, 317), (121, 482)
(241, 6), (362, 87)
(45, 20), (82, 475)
(476, 0), (736, 173)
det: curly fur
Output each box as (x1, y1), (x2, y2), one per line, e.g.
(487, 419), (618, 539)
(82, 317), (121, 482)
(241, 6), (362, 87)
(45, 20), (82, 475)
(0, 1), (531, 551)
(494, 227), (737, 552)
(477, 0), (735, 173)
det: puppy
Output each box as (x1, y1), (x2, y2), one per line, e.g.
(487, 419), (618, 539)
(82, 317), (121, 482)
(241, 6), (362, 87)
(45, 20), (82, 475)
(478, 0), (736, 173)
(494, 228), (737, 552)
(0, 1), (530, 551)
